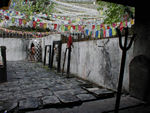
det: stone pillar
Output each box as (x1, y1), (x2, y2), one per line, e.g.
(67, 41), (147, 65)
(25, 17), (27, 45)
(129, 4), (150, 102)
(0, 46), (7, 82)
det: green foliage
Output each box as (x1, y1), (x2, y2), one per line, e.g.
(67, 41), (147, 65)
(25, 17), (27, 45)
(32, 0), (54, 15)
(12, 0), (54, 20)
(97, 1), (135, 24)
(8, 26), (50, 32)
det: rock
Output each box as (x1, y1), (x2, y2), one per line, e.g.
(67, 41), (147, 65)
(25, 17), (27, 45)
(19, 98), (40, 110)
(0, 101), (18, 112)
(26, 108), (60, 113)
(54, 91), (80, 104)
(42, 96), (60, 106)
(76, 93), (96, 101)
(0, 106), (4, 112)
(86, 87), (114, 98)
(24, 90), (43, 98)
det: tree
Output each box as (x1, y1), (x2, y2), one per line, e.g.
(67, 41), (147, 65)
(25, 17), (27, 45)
(12, 0), (54, 20)
(97, 1), (135, 24)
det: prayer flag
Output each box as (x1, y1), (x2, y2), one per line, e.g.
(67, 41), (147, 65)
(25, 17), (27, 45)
(97, 25), (100, 30)
(33, 21), (36, 28)
(92, 25), (95, 30)
(98, 30), (100, 38)
(54, 24), (57, 30)
(68, 25), (71, 31)
(106, 29), (109, 37)
(19, 19), (22, 25)
(112, 28), (116, 36)
(72, 25), (75, 30)
(109, 28), (112, 37)
(43, 23), (47, 29)
(103, 29), (106, 37)
(12, 18), (15, 23)
(96, 31), (99, 38)
(85, 29), (89, 36)
(100, 29), (103, 37)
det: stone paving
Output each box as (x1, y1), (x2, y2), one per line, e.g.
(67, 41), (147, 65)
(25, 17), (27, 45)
(0, 61), (114, 112)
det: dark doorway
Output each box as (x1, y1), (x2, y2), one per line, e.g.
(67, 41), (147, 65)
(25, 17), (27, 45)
(50, 41), (62, 72)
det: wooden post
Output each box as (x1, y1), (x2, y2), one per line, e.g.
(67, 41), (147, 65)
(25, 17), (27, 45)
(48, 45), (51, 68)
(67, 47), (71, 77)
(43, 46), (47, 65)
(50, 43), (55, 68)
(57, 41), (62, 73)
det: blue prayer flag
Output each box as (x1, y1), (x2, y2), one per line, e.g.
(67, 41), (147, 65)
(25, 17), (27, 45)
(96, 31), (99, 38)
(86, 29), (89, 36)
(109, 28), (112, 37)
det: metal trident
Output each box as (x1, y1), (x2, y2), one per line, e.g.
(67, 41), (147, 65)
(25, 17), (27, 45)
(115, 27), (136, 113)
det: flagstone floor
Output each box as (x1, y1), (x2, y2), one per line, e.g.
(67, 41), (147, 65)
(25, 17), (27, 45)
(0, 61), (114, 112)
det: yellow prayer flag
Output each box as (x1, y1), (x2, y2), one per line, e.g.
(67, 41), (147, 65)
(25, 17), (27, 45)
(98, 31), (101, 38)
(43, 23), (47, 29)
(23, 20), (27, 25)
(97, 25), (100, 30)
(112, 28), (116, 36)
(131, 19), (134, 25)
(68, 25), (71, 30)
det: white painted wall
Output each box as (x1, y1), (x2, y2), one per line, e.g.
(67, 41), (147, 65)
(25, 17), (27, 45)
(0, 35), (133, 92)
(42, 35), (133, 91)
(0, 38), (30, 61)
(42, 34), (61, 64)
(60, 38), (134, 91)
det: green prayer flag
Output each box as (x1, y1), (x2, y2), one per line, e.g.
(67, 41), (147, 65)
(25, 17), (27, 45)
(97, 25), (100, 31)
(100, 29), (103, 37)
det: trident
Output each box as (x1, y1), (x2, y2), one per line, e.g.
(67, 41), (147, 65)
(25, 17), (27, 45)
(115, 27), (136, 113)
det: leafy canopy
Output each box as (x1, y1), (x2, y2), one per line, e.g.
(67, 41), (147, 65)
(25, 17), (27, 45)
(97, 1), (135, 24)
(11, 0), (54, 20)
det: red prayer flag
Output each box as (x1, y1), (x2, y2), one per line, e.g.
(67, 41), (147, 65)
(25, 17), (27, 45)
(19, 19), (22, 25)
(92, 25), (95, 30)
(16, 12), (18, 15)
(5, 16), (9, 20)
(37, 19), (40, 22)
(67, 35), (72, 48)
(120, 22), (123, 31)
(54, 24), (57, 30)
(72, 25), (75, 30)
(33, 21), (36, 28)
(107, 26), (110, 29)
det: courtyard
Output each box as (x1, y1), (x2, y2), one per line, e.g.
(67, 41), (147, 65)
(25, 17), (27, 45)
(0, 61), (115, 112)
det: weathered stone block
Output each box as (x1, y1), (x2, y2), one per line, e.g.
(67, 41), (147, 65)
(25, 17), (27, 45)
(19, 98), (40, 110)
(76, 93), (96, 101)
(42, 96), (60, 106)
(54, 91), (80, 104)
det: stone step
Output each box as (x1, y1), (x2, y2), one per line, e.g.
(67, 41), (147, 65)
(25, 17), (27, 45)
(81, 84), (115, 99)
